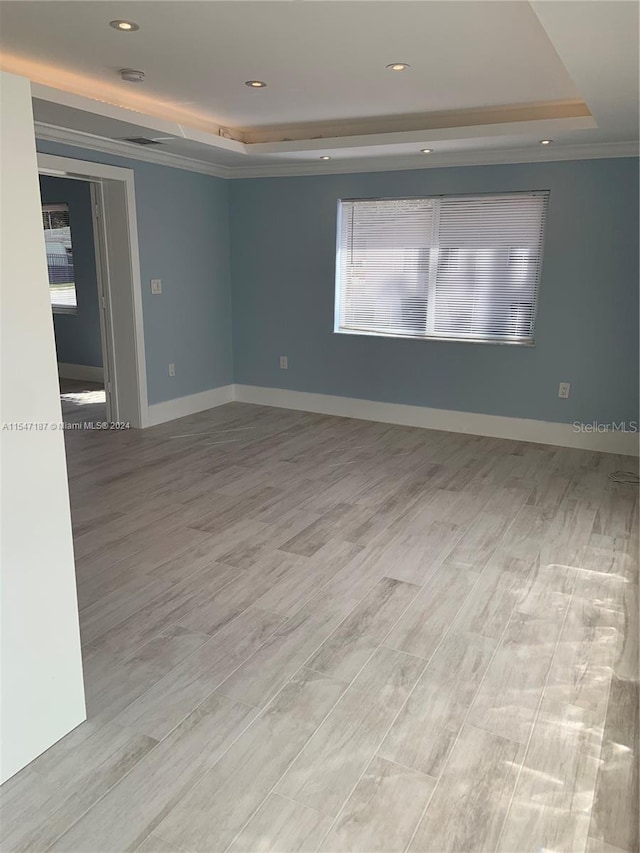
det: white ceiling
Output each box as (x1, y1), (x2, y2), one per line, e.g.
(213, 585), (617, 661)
(0, 1), (582, 127)
(0, 1), (637, 176)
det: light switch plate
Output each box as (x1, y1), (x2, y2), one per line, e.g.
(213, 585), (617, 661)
(151, 279), (162, 294)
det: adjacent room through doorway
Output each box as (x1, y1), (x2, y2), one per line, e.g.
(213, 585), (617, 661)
(39, 174), (108, 425)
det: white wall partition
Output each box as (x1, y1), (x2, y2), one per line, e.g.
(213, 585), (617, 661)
(0, 72), (86, 783)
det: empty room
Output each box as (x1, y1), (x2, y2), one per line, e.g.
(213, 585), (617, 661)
(0, 2), (638, 852)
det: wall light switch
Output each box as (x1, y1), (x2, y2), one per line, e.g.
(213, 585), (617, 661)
(168, 363), (175, 377)
(151, 279), (162, 294)
(558, 382), (570, 399)
(279, 355), (288, 369)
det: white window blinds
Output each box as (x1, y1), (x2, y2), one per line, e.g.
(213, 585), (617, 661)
(335, 191), (548, 344)
(42, 202), (77, 311)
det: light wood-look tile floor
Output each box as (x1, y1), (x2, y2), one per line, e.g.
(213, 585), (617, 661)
(1, 403), (638, 853)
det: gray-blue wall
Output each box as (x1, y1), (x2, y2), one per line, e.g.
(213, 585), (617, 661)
(40, 175), (103, 368)
(37, 141), (233, 405)
(35, 143), (639, 426)
(230, 158), (639, 425)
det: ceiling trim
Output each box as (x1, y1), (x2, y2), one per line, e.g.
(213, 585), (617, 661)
(240, 100), (592, 144)
(231, 141), (639, 178)
(34, 122), (638, 181)
(34, 122), (232, 178)
(249, 115), (596, 156)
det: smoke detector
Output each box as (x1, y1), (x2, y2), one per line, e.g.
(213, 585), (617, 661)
(120, 68), (145, 83)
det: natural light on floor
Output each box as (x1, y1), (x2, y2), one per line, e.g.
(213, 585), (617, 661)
(60, 390), (106, 406)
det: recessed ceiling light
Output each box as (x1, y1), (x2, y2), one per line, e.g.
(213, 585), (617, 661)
(386, 63), (410, 71)
(420, 148), (433, 154)
(320, 156), (331, 161)
(245, 80), (267, 88)
(110, 20), (139, 31)
(539, 139), (553, 145)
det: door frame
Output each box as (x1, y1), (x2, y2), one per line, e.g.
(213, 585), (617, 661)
(88, 180), (114, 422)
(37, 153), (149, 428)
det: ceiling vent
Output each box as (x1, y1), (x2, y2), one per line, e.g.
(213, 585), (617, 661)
(122, 137), (162, 146)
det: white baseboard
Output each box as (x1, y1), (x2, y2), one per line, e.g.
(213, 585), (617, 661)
(142, 381), (638, 455)
(58, 362), (104, 383)
(234, 384), (639, 456)
(147, 384), (234, 427)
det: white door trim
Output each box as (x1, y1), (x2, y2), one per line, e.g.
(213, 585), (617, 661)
(37, 153), (149, 427)
(89, 181), (114, 421)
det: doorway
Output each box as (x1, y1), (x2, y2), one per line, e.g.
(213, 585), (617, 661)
(37, 153), (149, 428)
(40, 174), (110, 424)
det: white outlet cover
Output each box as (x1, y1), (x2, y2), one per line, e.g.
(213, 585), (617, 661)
(558, 382), (570, 398)
(151, 279), (162, 294)
(280, 356), (288, 369)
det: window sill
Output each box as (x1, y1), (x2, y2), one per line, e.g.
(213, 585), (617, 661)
(334, 328), (535, 347)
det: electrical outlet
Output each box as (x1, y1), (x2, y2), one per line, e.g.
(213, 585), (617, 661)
(558, 382), (570, 399)
(151, 279), (162, 294)
(168, 363), (175, 377)
(279, 355), (288, 369)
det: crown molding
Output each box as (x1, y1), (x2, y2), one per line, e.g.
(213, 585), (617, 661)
(230, 141), (639, 179)
(34, 122), (638, 181)
(34, 122), (232, 179)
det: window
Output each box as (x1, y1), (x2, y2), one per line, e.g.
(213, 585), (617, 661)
(42, 203), (77, 312)
(335, 191), (548, 344)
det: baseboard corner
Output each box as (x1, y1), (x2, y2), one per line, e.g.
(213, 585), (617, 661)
(146, 384), (235, 427)
(58, 362), (104, 383)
